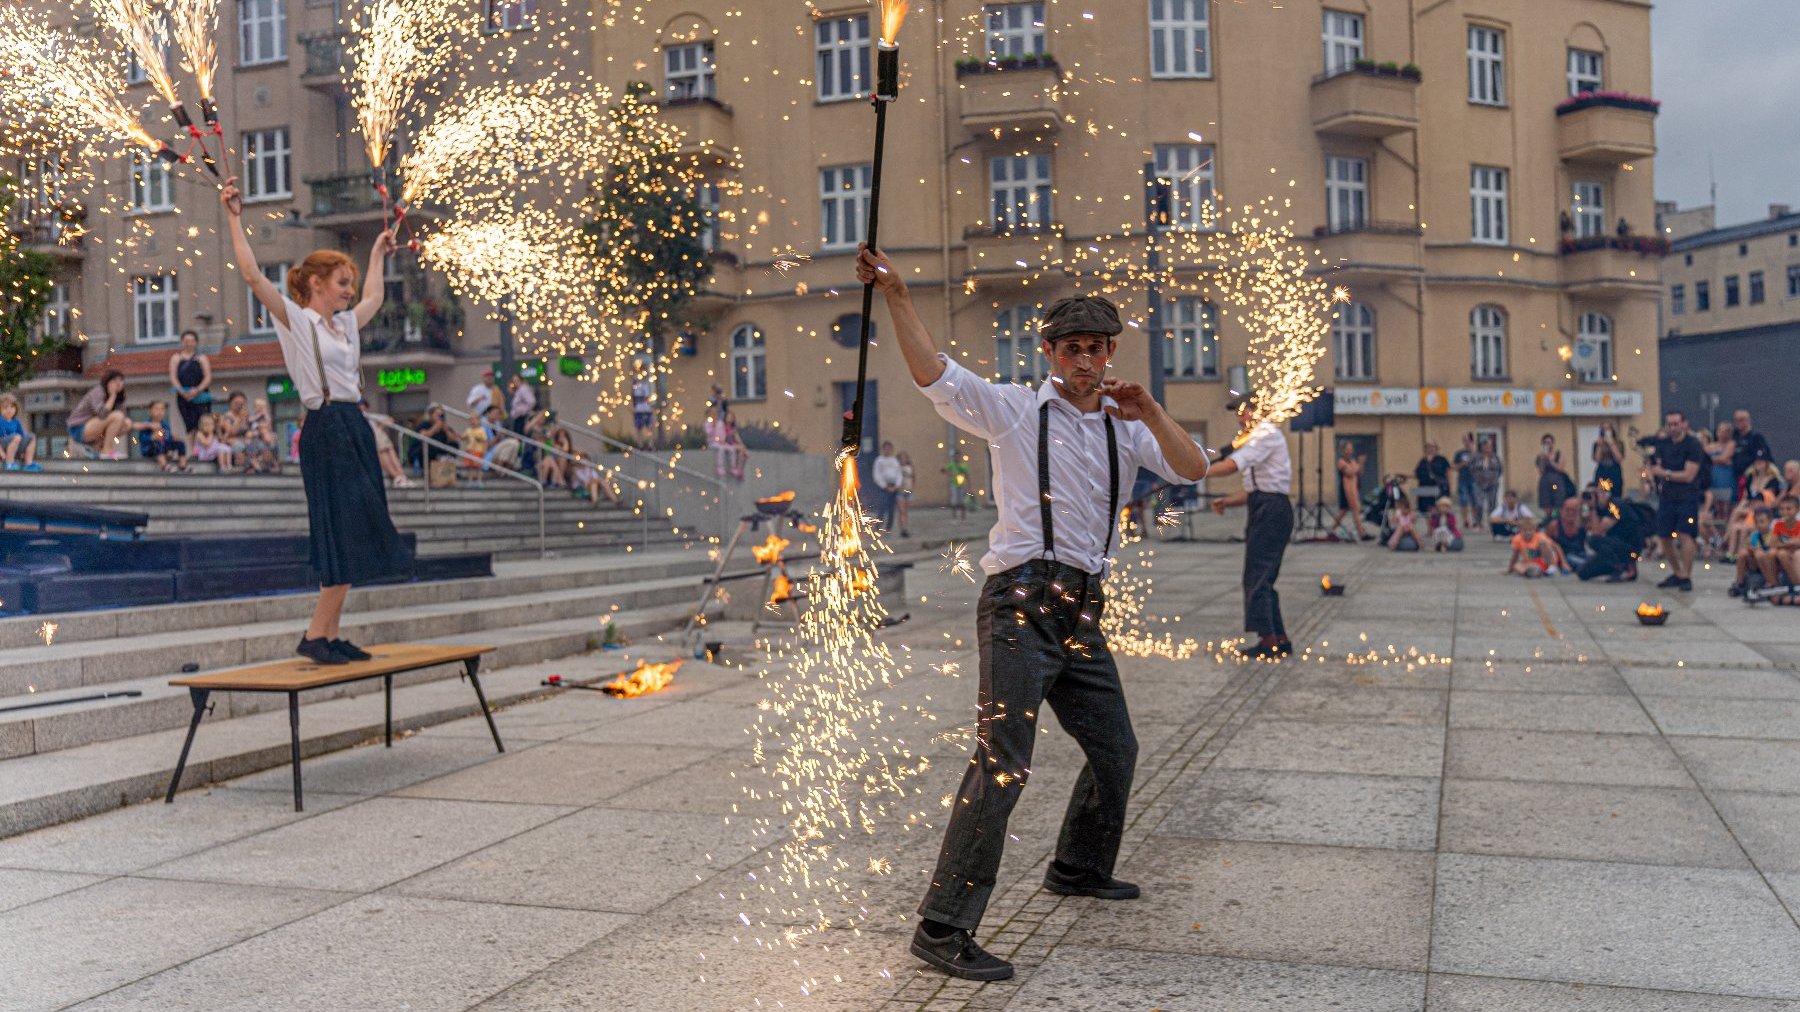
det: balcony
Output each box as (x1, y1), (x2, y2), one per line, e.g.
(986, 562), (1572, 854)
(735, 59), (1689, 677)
(958, 60), (1063, 138)
(686, 251), (742, 316)
(961, 224), (1065, 281)
(1309, 222), (1424, 281)
(299, 33), (348, 90)
(1310, 67), (1420, 137)
(658, 97), (737, 168)
(1560, 235), (1664, 298)
(1556, 94), (1657, 164)
(27, 344), (84, 379)
(8, 218), (85, 261)
(306, 170), (442, 226)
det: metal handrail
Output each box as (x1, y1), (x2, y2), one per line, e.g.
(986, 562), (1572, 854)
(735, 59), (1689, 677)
(366, 415), (546, 559)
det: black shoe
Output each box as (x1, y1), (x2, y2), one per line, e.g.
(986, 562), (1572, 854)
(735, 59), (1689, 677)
(1043, 862), (1141, 900)
(297, 637), (349, 665)
(1676, 578), (1694, 592)
(331, 639), (373, 662)
(1729, 582), (1746, 597)
(909, 924), (1014, 981)
(1656, 575), (1682, 589)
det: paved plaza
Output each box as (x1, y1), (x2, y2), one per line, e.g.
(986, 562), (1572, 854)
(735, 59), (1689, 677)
(4, 531), (1800, 1011)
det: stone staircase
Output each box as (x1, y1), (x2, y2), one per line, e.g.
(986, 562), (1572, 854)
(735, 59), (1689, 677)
(0, 460), (690, 560)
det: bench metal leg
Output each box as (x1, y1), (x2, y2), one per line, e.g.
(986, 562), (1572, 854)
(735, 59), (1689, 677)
(464, 658), (504, 754)
(384, 674), (393, 748)
(164, 687), (211, 803)
(289, 692), (304, 812)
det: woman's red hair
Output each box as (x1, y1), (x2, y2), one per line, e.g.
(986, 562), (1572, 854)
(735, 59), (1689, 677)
(286, 249), (359, 304)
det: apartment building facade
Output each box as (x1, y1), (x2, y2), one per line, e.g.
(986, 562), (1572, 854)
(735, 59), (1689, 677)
(9, 0), (1660, 505)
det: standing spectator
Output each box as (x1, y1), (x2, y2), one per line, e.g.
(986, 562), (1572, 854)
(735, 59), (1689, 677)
(704, 404), (733, 478)
(723, 409), (749, 481)
(1730, 409), (1774, 497)
(631, 368), (656, 448)
(137, 400), (189, 472)
(67, 370), (146, 459)
(1328, 440), (1371, 542)
(466, 367), (498, 418)
(1413, 440), (1450, 512)
(1506, 515), (1565, 577)
(1427, 498), (1464, 552)
(1785, 460), (1800, 497)
(872, 440), (903, 531)
(1470, 436), (1503, 522)
(189, 413), (235, 470)
(1453, 433), (1479, 530)
(1545, 497), (1589, 569)
(1592, 439), (1624, 498)
(1648, 409), (1708, 592)
(1386, 494), (1422, 551)
(1577, 482), (1646, 582)
(167, 330), (213, 438)
(1592, 423), (1624, 474)
(0, 392), (42, 471)
(896, 450), (916, 538)
(945, 456), (972, 519)
(1535, 434), (1573, 513)
(1488, 489), (1534, 538)
(1701, 422), (1738, 553)
(507, 377), (538, 470)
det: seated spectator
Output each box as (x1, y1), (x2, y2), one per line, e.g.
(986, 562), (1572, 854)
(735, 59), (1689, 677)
(1489, 490), (1534, 539)
(0, 392), (43, 471)
(1507, 515), (1565, 577)
(67, 370), (146, 459)
(136, 399), (189, 473)
(1726, 458), (1785, 558)
(189, 412), (236, 471)
(480, 405), (522, 472)
(571, 453), (621, 507)
(459, 413), (489, 484)
(410, 405), (459, 471)
(540, 425), (575, 488)
(242, 397), (281, 475)
(218, 391), (254, 463)
(1577, 483), (1646, 583)
(1545, 497), (1590, 569)
(1732, 507), (1779, 596)
(1386, 494), (1422, 551)
(1426, 498), (1463, 552)
(358, 400), (415, 489)
(521, 409), (552, 476)
(1774, 496), (1800, 586)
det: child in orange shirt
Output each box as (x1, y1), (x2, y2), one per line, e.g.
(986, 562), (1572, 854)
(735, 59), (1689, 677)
(1772, 496), (1800, 585)
(1506, 515), (1565, 577)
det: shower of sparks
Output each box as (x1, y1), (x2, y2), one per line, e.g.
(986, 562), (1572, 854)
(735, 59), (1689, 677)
(344, 0), (467, 169)
(1102, 525), (1200, 660)
(877, 0), (910, 45)
(741, 453), (934, 951)
(170, 0), (220, 101)
(0, 14), (164, 157)
(38, 622), (58, 646)
(938, 542), (977, 582)
(767, 251), (813, 277)
(90, 0), (182, 109)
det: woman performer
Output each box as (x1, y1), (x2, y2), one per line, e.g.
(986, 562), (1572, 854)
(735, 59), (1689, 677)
(222, 178), (411, 665)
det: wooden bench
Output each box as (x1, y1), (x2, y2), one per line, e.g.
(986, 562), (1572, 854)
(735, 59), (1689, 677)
(164, 643), (500, 812)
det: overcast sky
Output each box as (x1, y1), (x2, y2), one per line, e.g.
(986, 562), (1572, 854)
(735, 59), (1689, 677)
(1651, 0), (1800, 226)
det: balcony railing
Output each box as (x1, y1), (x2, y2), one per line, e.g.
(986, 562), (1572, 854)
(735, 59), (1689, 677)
(300, 32), (348, 83)
(27, 344), (83, 378)
(1555, 95), (1657, 164)
(656, 97), (736, 166)
(1310, 221), (1425, 278)
(306, 169), (415, 221)
(1560, 234), (1662, 297)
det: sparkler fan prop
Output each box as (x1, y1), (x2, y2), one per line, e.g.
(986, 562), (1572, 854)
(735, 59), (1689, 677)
(169, 0), (226, 178)
(345, 0), (467, 235)
(0, 12), (177, 166)
(840, 0), (909, 456)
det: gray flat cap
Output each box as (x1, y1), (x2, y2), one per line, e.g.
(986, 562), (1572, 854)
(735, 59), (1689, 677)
(1039, 296), (1123, 341)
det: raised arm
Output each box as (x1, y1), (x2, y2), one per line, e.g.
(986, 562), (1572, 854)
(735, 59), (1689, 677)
(220, 178), (288, 331)
(353, 231), (397, 329)
(857, 244), (944, 387)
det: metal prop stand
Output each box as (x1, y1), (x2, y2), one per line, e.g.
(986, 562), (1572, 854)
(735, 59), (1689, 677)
(680, 506), (808, 655)
(1293, 424), (1337, 543)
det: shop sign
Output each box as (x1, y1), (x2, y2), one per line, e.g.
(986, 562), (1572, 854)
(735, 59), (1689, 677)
(1335, 386), (1642, 417)
(557, 355), (584, 378)
(266, 376), (298, 403)
(378, 368), (428, 393)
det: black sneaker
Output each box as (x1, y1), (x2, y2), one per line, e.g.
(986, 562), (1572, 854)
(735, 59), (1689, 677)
(1676, 578), (1694, 592)
(909, 924), (1014, 981)
(1043, 862), (1141, 900)
(1656, 575), (1682, 589)
(331, 639), (373, 662)
(297, 637), (349, 665)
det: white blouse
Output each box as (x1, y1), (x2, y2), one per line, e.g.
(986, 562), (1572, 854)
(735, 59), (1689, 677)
(271, 294), (362, 409)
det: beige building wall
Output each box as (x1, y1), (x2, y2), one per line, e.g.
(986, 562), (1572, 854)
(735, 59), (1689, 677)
(1660, 206), (1800, 338)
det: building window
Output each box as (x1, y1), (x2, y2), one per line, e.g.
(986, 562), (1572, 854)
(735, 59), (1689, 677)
(242, 127), (291, 200)
(124, 28), (170, 86)
(1749, 270), (1766, 305)
(1567, 48), (1602, 95)
(1333, 300), (1375, 381)
(40, 282), (70, 340)
(1467, 26), (1505, 106)
(663, 42), (715, 101)
(815, 14), (871, 103)
(1326, 156), (1368, 233)
(130, 150), (175, 212)
(697, 183), (721, 253)
(1739, 243), (1748, 256)
(248, 262), (289, 335)
(134, 274), (179, 344)
(1670, 283), (1685, 315)
(729, 323), (766, 400)
(819, 164), (873, 251)
(1148, 0), (1209, 79)
(1321, 10), (1364, 76)
(994, 305), (1044, 383)
(1695, 280), (1710, 311)
(1571, 180), (1605, 239)
(1575, 311), (1612, 383)
(1154, 143), (1215, 230)
(1470, 304), (1506, 379)
(1725, 274), (1740, 307)
(1470, 165), (1508, 245)
(986, 3), (1047, 59)
(1164, 298), (1219, 379)
(484, 0), (537, 32)
(1787, 264), (1800, 298)
(239, 0), (286, 65)
(990, 153), (1052, 232)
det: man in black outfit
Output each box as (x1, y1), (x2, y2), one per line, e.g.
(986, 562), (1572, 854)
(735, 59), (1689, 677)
(1577, 481), (1646, 583)
(1649, 409), (1709, 591)
(1414, 441), (1450, 512)
(1730, 408), (1774, 499)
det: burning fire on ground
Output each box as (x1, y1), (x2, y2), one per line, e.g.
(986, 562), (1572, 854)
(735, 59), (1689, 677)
(600, 659), (682, 698)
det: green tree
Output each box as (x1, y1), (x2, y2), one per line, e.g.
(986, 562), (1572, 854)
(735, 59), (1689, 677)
(0, 172), (61, 391)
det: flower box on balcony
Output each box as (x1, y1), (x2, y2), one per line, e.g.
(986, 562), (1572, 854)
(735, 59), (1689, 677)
(1559, 234), (1671, 257)
(1556, 91), (1660, 117)
(956, 54), (1060, 79)
(1348, 59), (1423, 82)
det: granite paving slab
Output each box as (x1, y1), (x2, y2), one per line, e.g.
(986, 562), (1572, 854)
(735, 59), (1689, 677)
(1438, 779), (1749, 869)
(392, 741), (719, 806)
(999, 946), (1426, 1011)
(1211, 719), (1445, 778)
(0, 866), (103, 913)
(1449, 691), (1659, 734)
(1638, 697), (1800, 740)
(1670, 737), (1800, 794)
(1710, 792), (1800, 873)
(1254, 687), (1448, 725)
(1445, 729), (1693, 788)
(1425, 974), (1800, 1011)
(1160, 769), (1440, 851)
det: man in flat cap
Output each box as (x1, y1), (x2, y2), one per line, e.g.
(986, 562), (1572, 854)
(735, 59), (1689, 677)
(857, 246), (1209, 981)
(1207, 392), (1294, 659)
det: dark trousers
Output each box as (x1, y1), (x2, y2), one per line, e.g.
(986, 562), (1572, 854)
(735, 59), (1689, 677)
(1578, 534), (1637, 581)
(919, 560), (1138, 931)
(1243, 492), (1293, 637)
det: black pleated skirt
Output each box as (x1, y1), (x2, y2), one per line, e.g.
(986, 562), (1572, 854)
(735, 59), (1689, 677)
(299, 402), (412, 586)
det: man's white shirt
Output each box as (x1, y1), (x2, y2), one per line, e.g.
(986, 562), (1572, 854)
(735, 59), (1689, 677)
(1231, 420), (1292, 494)
(917, 355), (1206, 577)
(466, 382), (493, 415)
(872, 453), (903, 490)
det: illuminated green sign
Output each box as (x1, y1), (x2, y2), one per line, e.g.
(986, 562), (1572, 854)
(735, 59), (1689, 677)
(378, 368), (427, 393)
(558, 355), (583, 378)
(266, 376), (298, 403)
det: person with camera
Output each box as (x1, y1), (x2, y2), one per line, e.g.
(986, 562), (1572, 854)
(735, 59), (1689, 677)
(1576, 481), (1647, 582)
(1646, 409), (1709, 592)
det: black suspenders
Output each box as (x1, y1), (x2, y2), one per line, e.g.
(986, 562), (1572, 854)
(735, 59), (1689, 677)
(1038, 401), (1120, 565)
